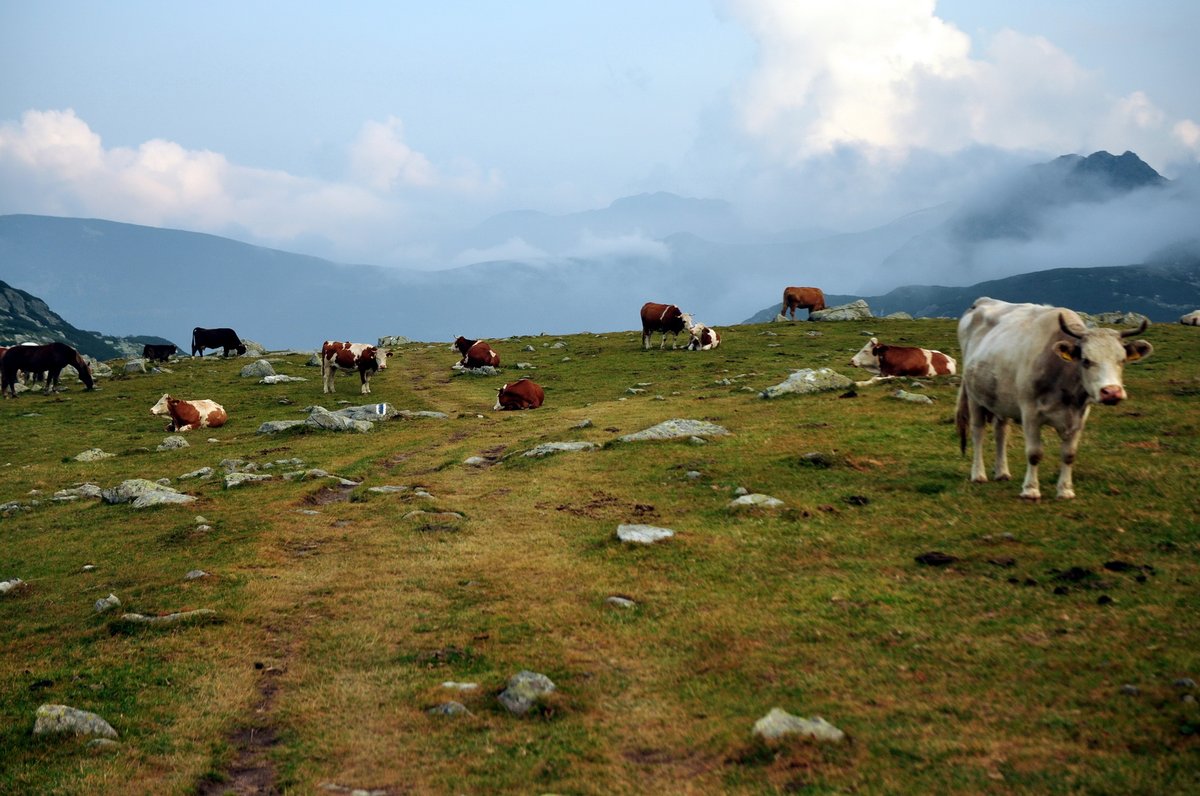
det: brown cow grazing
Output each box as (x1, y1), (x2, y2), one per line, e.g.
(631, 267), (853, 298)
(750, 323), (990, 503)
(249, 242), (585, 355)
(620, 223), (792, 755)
(850, 337), (956, 379)
(321, 341), (389, 394)
(1, 342), (94, 398)
(151, 393), (228, 432)
(494, 378), (544, 410)
(956, 297), (1152, 500)
(685, 322), (721, 351)
(453, 336), (500, 369)
(640, 302), (693, 350)
(780, 286), (826, 320)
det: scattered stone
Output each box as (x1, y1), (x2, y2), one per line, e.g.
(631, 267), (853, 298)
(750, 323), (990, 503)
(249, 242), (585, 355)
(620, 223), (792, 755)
(1, 578), (26, 595)
(498, 670), (556, 715)
(464, 456), (488, 467)
(305, 407), (374, 433)
(396, 410), (450, 420)
(33, 704), (118, 740)
(53, 484), (103, 501)
(114, 609), (219, 628)
(883, 311), (914, 320)
(753, 707), (846, 742)
(522, 345), (536, 352)
(1120, 684), (1140, 696)
(73, 448), (115, 462)
(892, 389), (934, 404)
(810, 299), (873, 322)
(123, 359), (147, 374)
(617, 524), (675, 544)
(378, 335), (411, 347)
(368, 485), (410, 494)
(514, 362), (535, 369)
(224, 472), (273, 488)
(626, 387), (646, 395)
(760, 368), (853, 398)
(441, 681), (479, 691)
(915, 551), (958, 566)
(686, 470), (702, 479)
(183, 570), (209, 581)
(101, 479), (195, 508)
(82, 564), (96, 572)
(178, 466), (214, 480)
(605, 596), (636, 609)
(728, 493), (784, 510)
(331, 403), (399, 422)
(240, 359), (275, 378)
(260, 374), (307, 384)
(87, 738), (121, 751)
(194, 515), (209, 524)
(402, 510), (465, 522)
(688, 436), (708, 445)
(618, 419), (730, 442)
(733, 486), (749, 496)
(156, 436), (190, 451)
(257, 420), (306, 434)
(94, 594), (121, 613)
(456, 364), (499, 376)
(522, 441), (597, 457)
(427, 701), (472, 716)
(1174, 678), (1196, 690)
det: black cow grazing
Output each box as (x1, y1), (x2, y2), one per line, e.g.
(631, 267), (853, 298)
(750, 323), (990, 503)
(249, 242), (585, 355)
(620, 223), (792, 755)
(640, 302), (693, 350)
(1, 342), (94, 397)
(142, 344), (178, 362)
(191, 327), (247, 357)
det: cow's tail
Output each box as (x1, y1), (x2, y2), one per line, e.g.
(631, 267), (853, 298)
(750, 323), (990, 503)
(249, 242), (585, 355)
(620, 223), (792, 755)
(955, 385), (969, 455)
(780, 289), (789, 315)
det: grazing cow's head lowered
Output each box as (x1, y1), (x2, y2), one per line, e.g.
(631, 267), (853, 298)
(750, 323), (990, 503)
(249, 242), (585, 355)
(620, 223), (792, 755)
(1052, 315), (1152, 406)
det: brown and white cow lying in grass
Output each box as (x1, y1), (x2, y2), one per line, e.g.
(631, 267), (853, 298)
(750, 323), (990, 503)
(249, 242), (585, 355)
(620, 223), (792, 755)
(453, 337), (500, 369)
(1181, 310), (1200, 326)
(151, 394), (228, 432)
(850, 337), (956, 383)
(494, 378), (544, 410)
(685, 323), (721, 351)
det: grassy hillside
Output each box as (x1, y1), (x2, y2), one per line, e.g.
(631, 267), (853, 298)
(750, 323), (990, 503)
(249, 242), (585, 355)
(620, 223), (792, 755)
(2, 318), (1198, 794)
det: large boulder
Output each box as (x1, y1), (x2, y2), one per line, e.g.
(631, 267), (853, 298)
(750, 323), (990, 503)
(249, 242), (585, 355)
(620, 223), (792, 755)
(810, 300), (872, 321)
(238, 339), (268, 357)
(101, 479), (195, 508)
(33, 705), (119, 740)
(378, 335), (410, 347)
(760, 368), (853, 398)
(240, 359), (275, 378)
(618, 419), (730, 442)
(305, 407), (373, 432)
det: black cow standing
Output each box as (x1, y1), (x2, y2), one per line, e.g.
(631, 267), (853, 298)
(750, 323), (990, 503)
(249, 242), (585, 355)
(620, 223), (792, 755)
(191, 327), (247, 357)
(142, 344), (178, 362)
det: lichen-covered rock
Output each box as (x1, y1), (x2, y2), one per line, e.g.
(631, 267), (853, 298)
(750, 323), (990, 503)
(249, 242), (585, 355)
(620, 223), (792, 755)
(73, 448), (115, 462)
(53, 484), (103, 501)
(378, 335), (410, 347)
(427, 701), (471, 716)
(396, 410), (449, 420)
(178, 466), (214, 480)
(760, 368), (853, 399)
(752, 707), (845, 742)
(102, 479), (193, 508)
(33, 704), (118, 739)
(94, 594), (121, 613)
(618, 419), (729, 442)
(114, 609), (219, 628)
(305, 407), (373, 432)
(728, 494), (784, 510)
(239, 359), (275, 378)
(156, 436), (190, 452)
(498, 671), (556, 715)
(892, 389), (933, 404)
(132, 491), (196, 508)
(260, 374), (307, 384)
(810, 299), (872, 321)
(257, 420), (306, 434)
(522, 441), (598, 457)
(224, 472), (273, 488)
(123, 359), (147, 374)
(332, 403), (399, 422)
(616, 524), (675, 544)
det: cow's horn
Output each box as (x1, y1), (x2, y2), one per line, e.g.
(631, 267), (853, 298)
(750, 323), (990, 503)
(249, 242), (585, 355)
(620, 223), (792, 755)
(1120, 319), (1149, 338)
(1058, 313), (1083, 339)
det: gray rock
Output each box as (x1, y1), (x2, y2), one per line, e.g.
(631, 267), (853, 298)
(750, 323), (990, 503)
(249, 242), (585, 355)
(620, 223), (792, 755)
(753, 707), (846, 742)
(572, 419), (593, 429)
(94, 593), (121, 613)
(522, 441), (598, 457)
(760, 368), (853, 398)
(178, 466), (214, 480)
(456, 365), (499, 376)
(728, 493), (784, 510)
(402, 510), (465, 522)
(625, 387), (646, 395)
(1174, 678), (1196, 690)
(224, 472), (273, 488)
(238, 339), (268, 357)
(514, 362), (535, 369)
(377, 335), (410, 347)
(733, 486), (749, 496)
(156, 436), (190, 451)
(220, 458), (257, 473)
(155, 478), (172, 486)
(53, 484), (103, 501)
(810, 299), (873, 322)
(1120, 684), (1140, 696)
(123, 359), (147, 374)
(368, 485), (410, 494)
(1078, 311), (1151, 328)
(256, 420), (306, 434)
(688, 436), (708, 445)
(306, 354), (322, 367)
(183, 570), (208, 581)
(522, 345), (535, 352)
(87, 738), (121, 751)
(396, 410), (450, 420)
(115, 609), (219, 627)
(441, 681), (479, 691)
(892, 389), (933, 404)
(605, 596), (636, 609)
(883, 311), (913, 320)
(498, 670), (556, 715)
(131, 491), (196, 509)
(259, 374), (307, 384)
(616, 524), (675, 544)
(1, 578), (26, 595)
(239, 359), (275, 378)
(427, 701), (471, 716)
(463, 456), (488, 466)
(102, 479), (187, 505)
(305, 408), (373, 433)
(331, 403), (399, 422)
(618, 419), (730, 442)
(685, 470), (702, 479)
(33, 704), (118, 740)
(73, 448), (115, 462)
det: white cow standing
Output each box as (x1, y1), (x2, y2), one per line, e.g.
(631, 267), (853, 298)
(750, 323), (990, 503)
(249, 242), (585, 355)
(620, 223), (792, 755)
(956, 297), (1153, 500)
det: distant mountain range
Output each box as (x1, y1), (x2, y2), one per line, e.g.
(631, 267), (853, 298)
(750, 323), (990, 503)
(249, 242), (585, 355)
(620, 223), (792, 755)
(1, 150), (1196, 347)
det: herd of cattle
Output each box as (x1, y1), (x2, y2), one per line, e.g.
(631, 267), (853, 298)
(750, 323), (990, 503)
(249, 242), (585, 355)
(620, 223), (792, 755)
(1, 291), (1196, 499)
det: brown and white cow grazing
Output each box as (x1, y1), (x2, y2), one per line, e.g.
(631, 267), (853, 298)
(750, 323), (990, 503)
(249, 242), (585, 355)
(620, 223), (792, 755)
(850, 338), (956, 378)
(956, 297), (1152, 500)
(1, 342), (94, 398)
(1180, 310), (1200, 326)
(640, 302), (693, 350)
(453, 336), (500, 369)
(494, 378), (544, 410)
(151, 394), (228, 432)
(685, 322), (721, 351)
(779, 286), (826, 320)
(321, 341), (389, 394)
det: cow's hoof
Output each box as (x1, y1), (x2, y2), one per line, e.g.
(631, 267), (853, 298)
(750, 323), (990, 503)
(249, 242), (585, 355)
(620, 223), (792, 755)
(1056, 490), (1076, 500)
(970, 475), (988, 484)
(994, 473), (1011, 481)
(1019, 490), (1042, 501)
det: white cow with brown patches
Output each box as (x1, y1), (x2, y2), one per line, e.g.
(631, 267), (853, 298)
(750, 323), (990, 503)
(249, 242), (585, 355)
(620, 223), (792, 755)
(321, 341), (389, 394)
(151, 394), (228, 432)
(685, 323), (721, 351)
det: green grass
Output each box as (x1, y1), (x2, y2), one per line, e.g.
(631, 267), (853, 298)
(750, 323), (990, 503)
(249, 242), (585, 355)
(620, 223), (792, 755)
(1, 319), (1198, 794)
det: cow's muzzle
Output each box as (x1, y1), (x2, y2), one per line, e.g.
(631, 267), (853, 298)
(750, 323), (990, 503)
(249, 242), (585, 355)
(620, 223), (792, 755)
(1098, 385), (1125, 405)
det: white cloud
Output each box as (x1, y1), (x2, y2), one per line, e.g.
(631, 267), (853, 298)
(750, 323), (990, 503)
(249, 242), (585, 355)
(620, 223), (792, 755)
(728, 0), (1199, 169)
(564, 230), (671, 261)
(0, 109), (498, 264)
(451, 236), (549, 266)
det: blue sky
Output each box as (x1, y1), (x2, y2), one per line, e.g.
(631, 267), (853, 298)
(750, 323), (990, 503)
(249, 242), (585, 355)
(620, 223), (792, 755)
(1, 1), (1197, 266)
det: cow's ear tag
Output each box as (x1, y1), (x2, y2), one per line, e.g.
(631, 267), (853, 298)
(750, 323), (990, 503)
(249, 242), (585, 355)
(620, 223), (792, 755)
(1053, 341), (1076, 362)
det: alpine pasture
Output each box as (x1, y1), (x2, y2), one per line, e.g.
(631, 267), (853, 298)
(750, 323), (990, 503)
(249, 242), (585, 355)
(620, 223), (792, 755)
(1, 317), (1198, 794)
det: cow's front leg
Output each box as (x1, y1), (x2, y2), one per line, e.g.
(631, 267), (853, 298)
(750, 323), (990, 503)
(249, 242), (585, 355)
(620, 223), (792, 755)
(1019, 410), (1044, 500)
(1054, 411), (1088, 499)
(360, 374), (371, 395)
(993, 417), (1012, 481)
